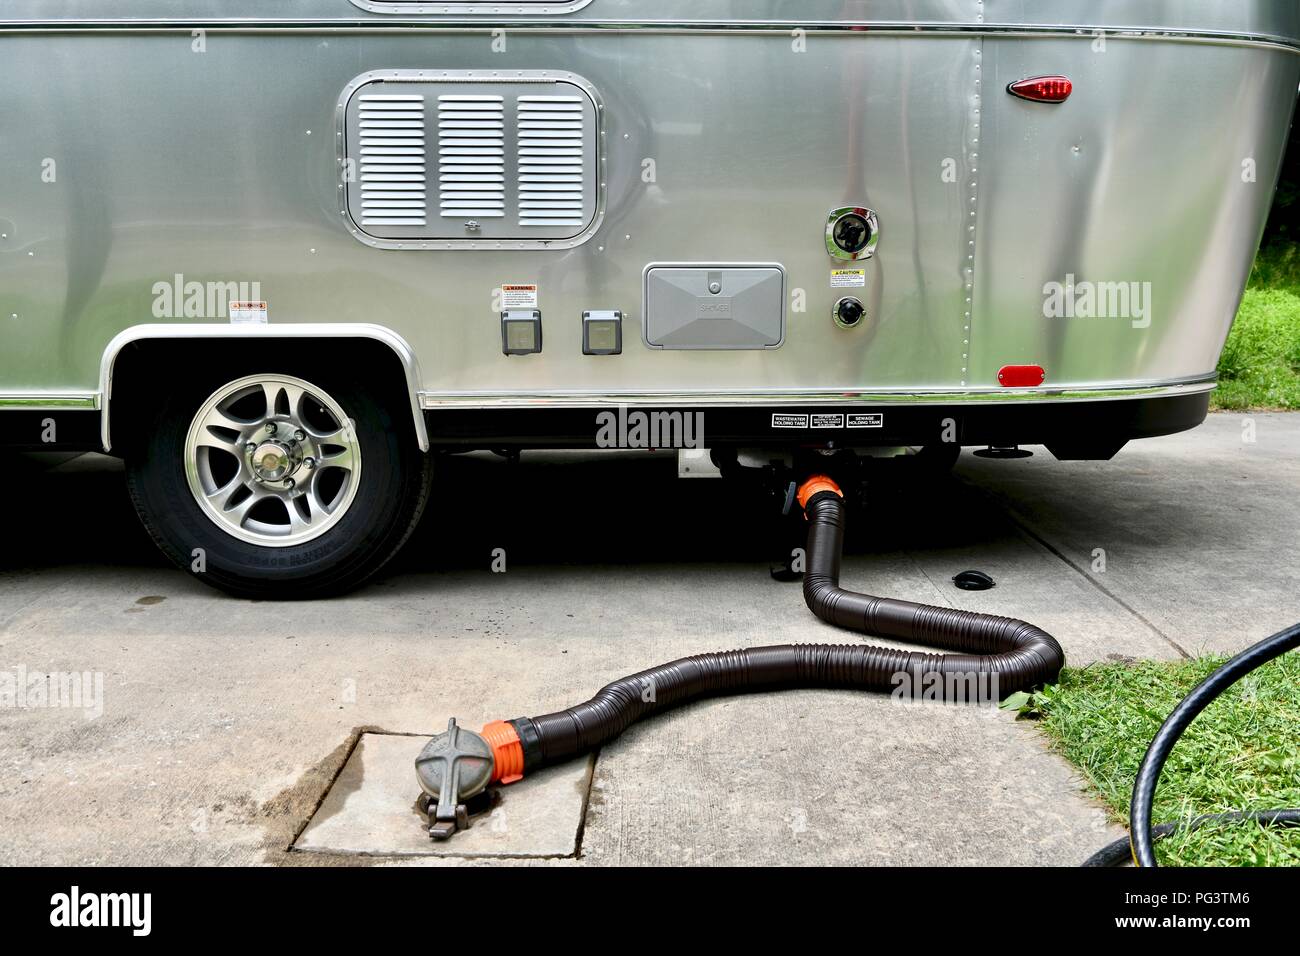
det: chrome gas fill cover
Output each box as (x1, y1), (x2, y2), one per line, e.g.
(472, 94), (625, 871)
(826, 206), (880, 261)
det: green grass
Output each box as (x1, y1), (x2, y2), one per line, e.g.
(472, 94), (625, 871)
(1022, 655), (1300, 866)
(1214, 243), (1300, 410)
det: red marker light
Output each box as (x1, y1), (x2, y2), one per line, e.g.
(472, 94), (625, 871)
(1008, 76), (1073, 103)
(998, 365), (1046, 388)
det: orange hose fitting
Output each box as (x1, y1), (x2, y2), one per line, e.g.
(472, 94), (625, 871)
(481, 720), (525, 785)
(797, 475), (843, 512)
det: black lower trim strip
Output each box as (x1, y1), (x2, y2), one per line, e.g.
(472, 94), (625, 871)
(423, 392), (1210, 453)
(0, 409), (103, 452)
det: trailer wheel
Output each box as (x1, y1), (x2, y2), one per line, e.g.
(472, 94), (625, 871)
(125, 369), (431, 599)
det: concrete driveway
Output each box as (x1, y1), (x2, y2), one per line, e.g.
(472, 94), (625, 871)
(1, 412), (1296, 865)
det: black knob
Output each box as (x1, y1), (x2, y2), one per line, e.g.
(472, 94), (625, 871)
(835, 297), (865, 328)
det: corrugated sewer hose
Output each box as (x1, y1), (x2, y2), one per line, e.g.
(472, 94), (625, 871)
(417, 474), (1300, 863)
(416, 474), (1065, 840)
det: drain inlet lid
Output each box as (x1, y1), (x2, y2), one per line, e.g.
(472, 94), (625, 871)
(953, 570), (996, 591)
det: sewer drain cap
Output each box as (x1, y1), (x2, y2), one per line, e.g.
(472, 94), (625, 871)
(415, 718), (495, 839)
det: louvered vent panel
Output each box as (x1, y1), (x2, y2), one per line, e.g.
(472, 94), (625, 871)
(344, 75), (599, 246)
(439, 94), (506, 221)
(517, 95), (588, 229)
(357, 94), (427, 228)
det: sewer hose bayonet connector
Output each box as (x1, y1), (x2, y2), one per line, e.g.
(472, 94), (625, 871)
(416, 475), (1065, 840)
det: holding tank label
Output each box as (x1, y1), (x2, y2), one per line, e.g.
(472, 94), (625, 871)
(848, 413), (884, 428)
(501, 284), (538, 310)
(772, 412), (882, 429)
(771, 414), (809, 429)
(830, 269), (866, 289)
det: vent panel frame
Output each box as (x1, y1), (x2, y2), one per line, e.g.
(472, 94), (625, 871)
(347, 0), (594, 15)
(338, 70), (605, 251)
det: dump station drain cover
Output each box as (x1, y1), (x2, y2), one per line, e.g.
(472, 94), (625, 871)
(293, 733), (594, 858)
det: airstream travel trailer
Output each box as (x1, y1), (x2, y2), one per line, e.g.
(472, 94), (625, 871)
(1, 2), (1297, 596)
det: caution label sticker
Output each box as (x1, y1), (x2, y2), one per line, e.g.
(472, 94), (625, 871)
(229, 301), (268, 325)
(830, 269), (867, 289)
(811, 414), (845, 429)
(501, 284), (539, 310)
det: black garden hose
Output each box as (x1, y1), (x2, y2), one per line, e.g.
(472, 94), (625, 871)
(1085, 809), (1300, 868)
(503, 476), (1064, 772)
(1123, 621), (1300, 867)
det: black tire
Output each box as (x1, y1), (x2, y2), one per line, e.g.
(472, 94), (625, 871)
(124, 366), (431, 599)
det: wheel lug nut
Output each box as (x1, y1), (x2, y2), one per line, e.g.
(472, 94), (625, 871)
(265, 422), (277, 434)
(304, 457), (317, 470)
(285, 478), (296, 490)
(293, 430), (305, 442)
(245, 442), (256, 454)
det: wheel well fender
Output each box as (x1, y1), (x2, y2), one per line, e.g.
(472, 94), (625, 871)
(99, 323), (429, 454)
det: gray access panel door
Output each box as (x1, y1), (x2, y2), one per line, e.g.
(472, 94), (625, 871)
(643, 265), (785, 350)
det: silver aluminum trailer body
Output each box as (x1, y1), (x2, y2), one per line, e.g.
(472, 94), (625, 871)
(1, 1), (1297, 594)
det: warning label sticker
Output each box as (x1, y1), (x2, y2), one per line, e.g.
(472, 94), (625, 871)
(501, 284), (539, 310)
(847, 413), (884, 429)
(229, 301), (268, 325)
(811, 414), (845, 429)
(771, 414), (809, 429)
(830, 269), (867, 289)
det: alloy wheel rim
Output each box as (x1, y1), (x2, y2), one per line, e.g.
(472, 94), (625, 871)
(183, 374), (362, 547)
